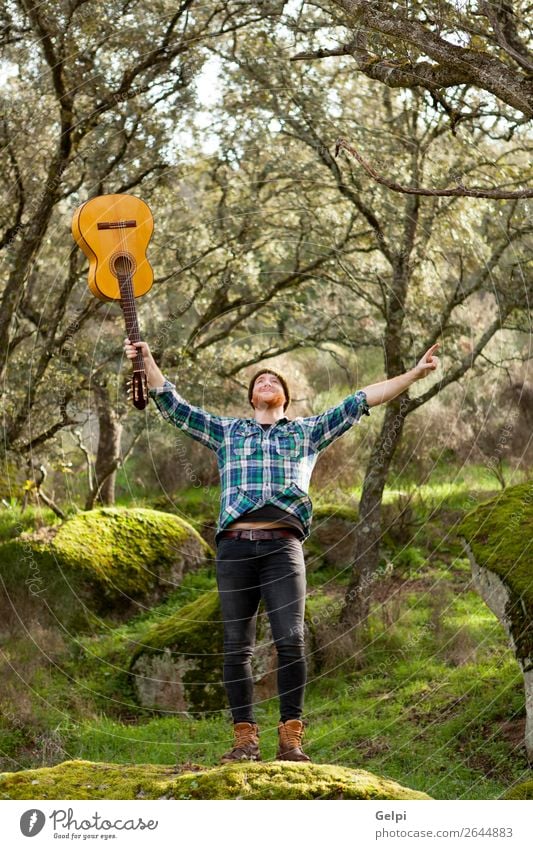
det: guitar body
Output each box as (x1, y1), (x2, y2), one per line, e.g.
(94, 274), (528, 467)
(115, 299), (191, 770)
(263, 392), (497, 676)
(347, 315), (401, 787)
(72, 193), (154, 410)
(72, 193), (154, 301)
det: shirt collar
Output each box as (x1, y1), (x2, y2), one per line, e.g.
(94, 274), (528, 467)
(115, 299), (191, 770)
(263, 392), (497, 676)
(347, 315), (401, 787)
(244, 416), (289, 426)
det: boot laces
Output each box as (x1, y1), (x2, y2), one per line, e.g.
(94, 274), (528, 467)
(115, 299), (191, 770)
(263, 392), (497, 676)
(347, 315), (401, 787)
(234, 722), (258, 748)
(280, 720), (305, 749)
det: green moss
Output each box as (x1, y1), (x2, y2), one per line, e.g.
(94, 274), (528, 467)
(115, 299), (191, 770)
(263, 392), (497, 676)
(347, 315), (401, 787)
(173, 762), (431, 800)
(129, 589), (225, 715)
(458, 484), (533, 608)
(0, 758), (432, 800)
(502, 780), (533, 800)
(132, 589), (221, 655)
(457, 483), (533, 658)
(0, 508), (213, 630)
(53, 507), (212, 596)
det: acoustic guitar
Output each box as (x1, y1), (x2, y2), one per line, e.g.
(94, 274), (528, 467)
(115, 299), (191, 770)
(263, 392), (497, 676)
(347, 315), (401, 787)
(72, 193), (154, 409)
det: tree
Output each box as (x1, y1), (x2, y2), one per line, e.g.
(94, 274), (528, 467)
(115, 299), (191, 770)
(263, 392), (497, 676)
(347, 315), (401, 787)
(293, 1), (533, 120)
(206, 27), (533, 628)
(0, 0), (284, 500)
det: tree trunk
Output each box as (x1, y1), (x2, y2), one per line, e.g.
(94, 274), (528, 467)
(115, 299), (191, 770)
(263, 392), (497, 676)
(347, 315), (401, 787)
(89, 382), (122, 508)
(340, 394), (409, 628)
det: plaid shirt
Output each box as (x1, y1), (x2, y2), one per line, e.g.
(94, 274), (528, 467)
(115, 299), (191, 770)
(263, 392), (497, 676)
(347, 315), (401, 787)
(148, 379), (370, 541)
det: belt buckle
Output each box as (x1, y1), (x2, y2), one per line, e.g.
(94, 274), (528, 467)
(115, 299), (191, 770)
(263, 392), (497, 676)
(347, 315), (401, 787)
(249, 528), (262, 540)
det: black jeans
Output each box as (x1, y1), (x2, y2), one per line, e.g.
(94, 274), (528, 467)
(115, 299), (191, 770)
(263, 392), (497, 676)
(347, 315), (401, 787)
(215, 534), (307, 724)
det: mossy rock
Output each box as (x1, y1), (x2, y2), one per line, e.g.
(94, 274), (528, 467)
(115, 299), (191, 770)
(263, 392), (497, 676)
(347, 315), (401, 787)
(0, 758), (432, 800)
(458, 483), (533, 612)
(307, 503), (359, 569)
(150, 490), (219, 548)
(457, 483), (533, 762)
(129, 589), (225, 715)
(458, 484), (533, 661)
(502, 779), (533, 800)
(0, 507), (213, 630)
(129, 588), (319, 716)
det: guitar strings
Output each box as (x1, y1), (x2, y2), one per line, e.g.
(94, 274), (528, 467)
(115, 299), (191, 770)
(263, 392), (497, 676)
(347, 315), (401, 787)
(117, 205), (145, 405)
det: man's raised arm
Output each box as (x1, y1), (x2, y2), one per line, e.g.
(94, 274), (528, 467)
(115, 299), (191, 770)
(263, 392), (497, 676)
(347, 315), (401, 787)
(303, 343), (440, 452)
(124, 338), (226, 452)
(361, 343), (440, 407)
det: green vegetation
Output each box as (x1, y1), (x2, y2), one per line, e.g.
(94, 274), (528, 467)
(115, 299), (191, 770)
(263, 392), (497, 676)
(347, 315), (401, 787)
(313, 502), (359, 524)
(458, 482), (533, 670)
(0, 758), (431, 800)
(0, 483), (530, 800)
(502, 780), (533, 800)
(0, 503), (64, 542)
(0, 507), (213, 630)
(458, 482), (533, 610)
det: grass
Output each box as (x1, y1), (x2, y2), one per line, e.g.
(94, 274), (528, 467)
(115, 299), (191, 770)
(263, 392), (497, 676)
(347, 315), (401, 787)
(1, 550), (528, 798)
(0, 503), (64, 543)
(0, 471), (531, 799)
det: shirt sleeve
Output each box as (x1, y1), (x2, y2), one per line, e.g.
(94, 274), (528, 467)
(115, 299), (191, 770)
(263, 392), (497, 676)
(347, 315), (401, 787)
(302, 390), (370, 452)
(148, 378), (225, 452)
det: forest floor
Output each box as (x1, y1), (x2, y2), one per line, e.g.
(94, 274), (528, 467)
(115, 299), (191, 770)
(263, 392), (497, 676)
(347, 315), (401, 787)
(0, 469), (530, 800)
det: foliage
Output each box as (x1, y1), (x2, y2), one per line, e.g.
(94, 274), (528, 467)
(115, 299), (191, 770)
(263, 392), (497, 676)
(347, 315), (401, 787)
(296, 1), (533, 122)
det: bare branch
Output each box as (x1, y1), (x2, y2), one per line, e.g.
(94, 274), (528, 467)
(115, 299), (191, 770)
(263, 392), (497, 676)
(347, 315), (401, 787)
(335, 137), (533, 199)
(15, 392), (81, 454)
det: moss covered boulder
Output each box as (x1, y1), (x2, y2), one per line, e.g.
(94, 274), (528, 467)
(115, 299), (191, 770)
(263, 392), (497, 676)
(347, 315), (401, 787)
(0, 508), (213, 630)
(502, 778), (533, 800)
(129, 588), (319, 715)
(130, 589), (224, 715)
(502, 779), (533, 800)
(458, 483), (533, 762)
(0, 758), (431, 800)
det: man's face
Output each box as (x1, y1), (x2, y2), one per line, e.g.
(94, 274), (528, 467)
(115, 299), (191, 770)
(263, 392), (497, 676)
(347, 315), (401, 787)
(251, 373), (286, 410)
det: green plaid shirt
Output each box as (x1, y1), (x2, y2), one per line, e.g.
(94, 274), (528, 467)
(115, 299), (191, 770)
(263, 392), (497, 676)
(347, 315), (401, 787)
(149, 379), (370, 541)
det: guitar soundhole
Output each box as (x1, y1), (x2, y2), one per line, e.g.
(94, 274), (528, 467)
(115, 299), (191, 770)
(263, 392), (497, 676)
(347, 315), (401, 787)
(110, 252), (136, 277)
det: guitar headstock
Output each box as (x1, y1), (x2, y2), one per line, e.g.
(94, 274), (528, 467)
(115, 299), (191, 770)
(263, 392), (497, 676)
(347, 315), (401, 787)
(126, 373), (148, 410)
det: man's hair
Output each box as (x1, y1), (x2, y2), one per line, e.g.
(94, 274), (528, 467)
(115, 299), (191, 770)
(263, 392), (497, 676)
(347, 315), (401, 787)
(248, 369), (291, 411)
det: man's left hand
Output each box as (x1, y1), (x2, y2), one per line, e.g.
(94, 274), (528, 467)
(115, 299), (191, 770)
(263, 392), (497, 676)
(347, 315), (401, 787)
(412, 343), (440, 381)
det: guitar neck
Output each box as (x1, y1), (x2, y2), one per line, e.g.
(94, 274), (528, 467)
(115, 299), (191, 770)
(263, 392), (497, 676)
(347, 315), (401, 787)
(118, 273), (145, 373)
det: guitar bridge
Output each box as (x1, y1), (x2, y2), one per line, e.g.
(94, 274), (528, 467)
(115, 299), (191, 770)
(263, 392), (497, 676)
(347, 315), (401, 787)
(97, 220), (136, 229)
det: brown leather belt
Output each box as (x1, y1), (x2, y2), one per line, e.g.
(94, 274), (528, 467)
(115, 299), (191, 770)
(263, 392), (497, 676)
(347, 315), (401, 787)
(220, 528), (299, 541)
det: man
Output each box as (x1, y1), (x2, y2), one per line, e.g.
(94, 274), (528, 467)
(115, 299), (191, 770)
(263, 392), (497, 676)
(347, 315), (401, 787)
(124, 337), (440, 763)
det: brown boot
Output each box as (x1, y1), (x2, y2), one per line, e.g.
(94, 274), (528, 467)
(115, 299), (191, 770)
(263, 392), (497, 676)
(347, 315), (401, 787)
(219, 722), (261, 763)
(276, 719), (311, 762)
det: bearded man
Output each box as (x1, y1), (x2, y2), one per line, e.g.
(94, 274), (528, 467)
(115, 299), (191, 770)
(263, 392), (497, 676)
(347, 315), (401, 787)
(124, 337), (439, 763)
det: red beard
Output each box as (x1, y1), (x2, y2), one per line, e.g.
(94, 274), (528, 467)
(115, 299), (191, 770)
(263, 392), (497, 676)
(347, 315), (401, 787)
(252, 388), (285, 410)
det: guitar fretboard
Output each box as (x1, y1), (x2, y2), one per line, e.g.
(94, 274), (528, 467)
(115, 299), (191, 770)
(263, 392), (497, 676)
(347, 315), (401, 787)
(118, 273), (143, 369)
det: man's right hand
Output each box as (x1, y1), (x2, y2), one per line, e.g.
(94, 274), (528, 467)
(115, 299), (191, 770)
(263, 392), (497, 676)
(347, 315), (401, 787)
(124, 338), (152, 361)
(124, 338), (167, 391)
